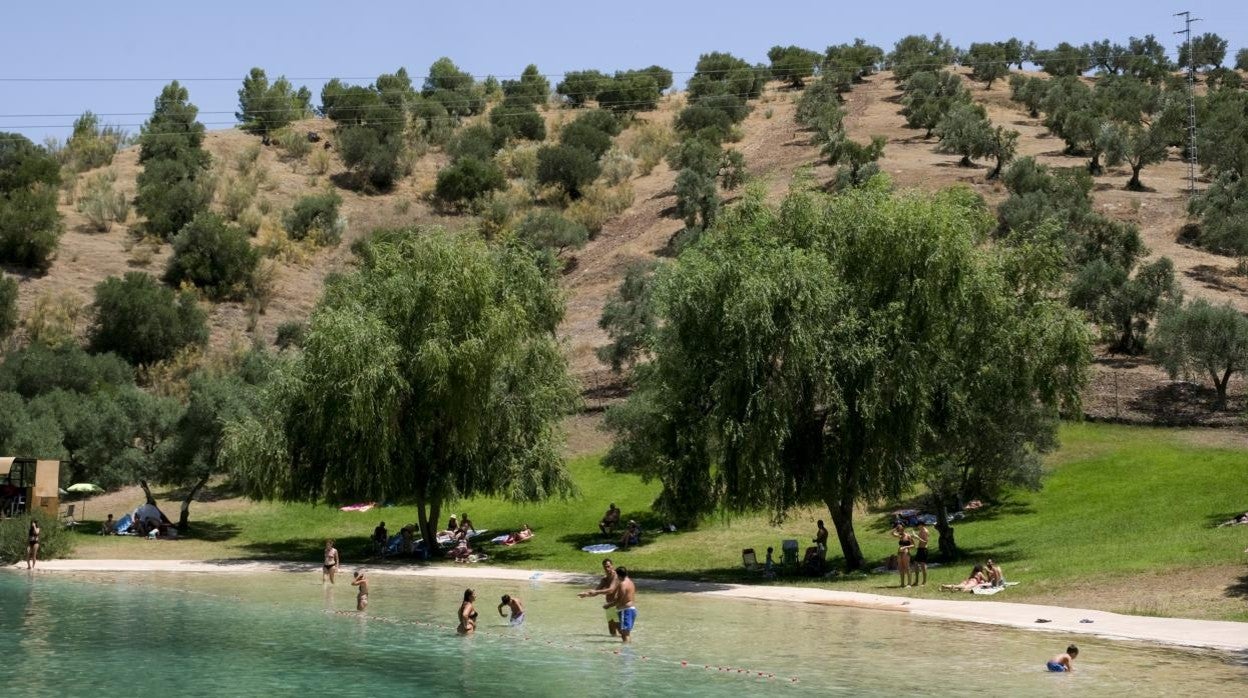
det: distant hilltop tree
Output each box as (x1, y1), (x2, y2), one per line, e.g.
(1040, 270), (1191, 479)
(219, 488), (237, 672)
(236, 68), (312, 141)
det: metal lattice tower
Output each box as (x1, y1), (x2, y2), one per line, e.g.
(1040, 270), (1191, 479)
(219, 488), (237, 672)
(1175, 10), (1200, 196)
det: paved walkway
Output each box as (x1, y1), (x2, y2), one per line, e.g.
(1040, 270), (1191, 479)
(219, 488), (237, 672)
(12, 559), (1248, 653)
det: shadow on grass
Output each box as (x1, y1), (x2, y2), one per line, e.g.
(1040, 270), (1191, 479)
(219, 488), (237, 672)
(178, 521), (241, 542)
(864, 498), (1036, 535)
(237, 536), (373, 562)
(556, 510), (668, 553)
(1224, 568), (1248, 601)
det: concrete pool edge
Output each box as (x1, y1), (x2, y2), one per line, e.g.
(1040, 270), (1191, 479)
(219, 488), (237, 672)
(12, 559), (1248, 654)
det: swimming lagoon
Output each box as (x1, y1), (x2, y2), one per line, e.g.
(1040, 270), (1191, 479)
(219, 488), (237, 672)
(1, 570), (1244, 696)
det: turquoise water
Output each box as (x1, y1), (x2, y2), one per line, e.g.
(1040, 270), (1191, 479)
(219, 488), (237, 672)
(1, 570), (1245, 696)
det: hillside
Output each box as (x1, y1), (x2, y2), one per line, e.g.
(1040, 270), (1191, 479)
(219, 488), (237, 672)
(10, 69), (1247, 424)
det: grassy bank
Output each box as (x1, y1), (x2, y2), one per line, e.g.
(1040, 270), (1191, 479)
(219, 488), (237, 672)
(65, 422), (1248, 620)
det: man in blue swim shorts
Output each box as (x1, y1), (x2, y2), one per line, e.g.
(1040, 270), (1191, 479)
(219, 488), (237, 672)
(1046, 645), (1077, 672)
(613, 567), (638, 643)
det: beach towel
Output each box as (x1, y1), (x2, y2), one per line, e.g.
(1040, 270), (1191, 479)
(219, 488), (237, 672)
(582, 544), (617, 554)
(971, 584), (1004, 595)
(114, 513), (133, 534)
(339, 502), (375, 512)
(385, 533), (403, 555)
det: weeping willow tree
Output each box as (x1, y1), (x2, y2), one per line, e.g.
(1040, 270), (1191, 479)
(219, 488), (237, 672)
(606, 180), (1088, 570)
(224, 229), (578, 548)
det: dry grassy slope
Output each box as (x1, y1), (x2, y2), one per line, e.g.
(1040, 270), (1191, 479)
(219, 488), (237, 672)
(12, 75), (1248, 423)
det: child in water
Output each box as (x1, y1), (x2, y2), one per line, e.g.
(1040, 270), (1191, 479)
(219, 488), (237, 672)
(1046, 645), (1078, 672)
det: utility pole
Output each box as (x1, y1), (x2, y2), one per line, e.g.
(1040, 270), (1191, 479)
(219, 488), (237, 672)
(1175, 10), (1201, 196)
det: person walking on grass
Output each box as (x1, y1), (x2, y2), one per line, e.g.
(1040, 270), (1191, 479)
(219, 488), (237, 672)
(911, 523), (929, 586)
(25, 519), (40, 570)
(578, 557), (620, 636)
(323, 539), (340, 584)
(1046, 645), (1078, 672)
(613, 567), (638, 643)
(351, 570), (369, 611)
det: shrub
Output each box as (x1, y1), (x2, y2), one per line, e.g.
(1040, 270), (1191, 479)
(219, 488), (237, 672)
(335, 123), (408, 191)
(64, 111), (126, 172)
(447, 124), (499, 162)
(600, 148), (635, 185)
(164, 213), (260, 301)
(514, 208), (589, 255)
(283, 192), (343, 242)
(89, 272), (208, 365)
(435, 157), (506, 208)
(560, 121), (613, 159)
(556, 70), (608, 107)
(308, 149), (331, 175)
(537, 145), (600, 198)
(1188, 173), (1248, 255)
(0, 342), (133, 398)
(0, 511), (73, 564)
(490, 97), (546, 142)
(235, 143), (262, 173)
(220, 173), (258, 221)
(621, 122), (674, 175)
(0, 133), (63, 270)
(275, 320), (306, 349)
(674, 168), (719, 229)
(23, 291), (86, 348)
(0, 275), (17, 342)
(495, 143), (540, 181)
(275, 127), (312, 160)
(77, 172), (129, 232)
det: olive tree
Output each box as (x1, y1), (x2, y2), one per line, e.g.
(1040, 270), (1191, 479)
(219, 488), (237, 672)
(88, 272), (208, 366)
(1178, 33), (1227, 71)
(966, 42), (1009, 88)
(223, 229), (578, 550)
(935, 102), (991, 167)
(0, 132), (63, 270)
(1151, 299), (1248, 409)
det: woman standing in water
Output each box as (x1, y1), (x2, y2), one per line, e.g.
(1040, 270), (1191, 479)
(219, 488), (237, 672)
(26, 519), (40, 569)
(457, 588), (478, 635)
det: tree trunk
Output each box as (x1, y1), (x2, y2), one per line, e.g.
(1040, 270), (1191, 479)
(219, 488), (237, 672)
(959, 155), (973, 168)
(1127, 164), (1143, 191)
(1087, 152), (1101, 175)
(178, 473), (210, 530)
(415, 495), (442, 560)
(138, 480), (157, 506)
(825, 493), (866, 571)
(1212, 368), (1231, 410)
(935, 502), (958, 559)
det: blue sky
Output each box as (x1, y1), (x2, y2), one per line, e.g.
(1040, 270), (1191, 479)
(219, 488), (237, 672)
(2, 0), (1245, 142)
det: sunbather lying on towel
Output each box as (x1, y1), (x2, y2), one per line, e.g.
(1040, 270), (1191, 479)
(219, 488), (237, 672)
(502, 524), (533, 545)
(1218, 512), (1248, 527)
(941, 565), (988, 592)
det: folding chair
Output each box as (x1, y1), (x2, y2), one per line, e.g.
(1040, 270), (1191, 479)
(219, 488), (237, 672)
(62, 503), (79, 527)
(742, 548), (761, 571)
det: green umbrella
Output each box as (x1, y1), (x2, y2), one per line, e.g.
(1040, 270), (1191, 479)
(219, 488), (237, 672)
(67, 483), (104, 493)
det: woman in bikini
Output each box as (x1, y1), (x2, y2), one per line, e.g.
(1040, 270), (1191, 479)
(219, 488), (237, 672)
(351, 570), (369, 612)
(457, 588), (478, 635)
(26, 519), (40, 569)
(322, 539), (339, 584)
(892, 523), (913, 588)
(941, 565), (987, 592)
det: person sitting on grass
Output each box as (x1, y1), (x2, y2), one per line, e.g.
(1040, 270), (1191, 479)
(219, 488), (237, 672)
(1046, 645), (1078, 673)
(449, 540), (473, 563)
(618, 520), (641, 549)
(599, 503), (621, 535)
(372, 521), (388, 555)
(456, 513), (475, 541)
(986, 559), (1005, 587)
(445, 515), (458, 536)
(764, 547), (776, 579)
(940, 565), (987, 592)
(100, 514), (116, 536)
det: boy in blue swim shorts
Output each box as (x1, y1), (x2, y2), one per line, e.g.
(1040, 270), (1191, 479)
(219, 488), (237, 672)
(614, 566), (638, 643)
(1046, 645), (1077, 672)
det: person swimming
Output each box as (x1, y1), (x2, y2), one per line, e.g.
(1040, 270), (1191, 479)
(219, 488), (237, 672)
(1046, 645), (1078, 672)
(458, 588), (478, 635)
(498, 594), (525, 626)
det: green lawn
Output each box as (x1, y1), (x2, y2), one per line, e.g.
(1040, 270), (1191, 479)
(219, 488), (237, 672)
(68, 422), (1248, 619)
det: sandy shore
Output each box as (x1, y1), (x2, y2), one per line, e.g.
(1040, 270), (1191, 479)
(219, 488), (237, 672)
(11, 558), (1247, 653)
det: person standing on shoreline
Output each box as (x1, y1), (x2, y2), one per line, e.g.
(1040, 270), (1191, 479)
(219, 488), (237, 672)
(578, 557), (620, 636)
(26, 519), (40, 570)
(892, 524), (913, 588)
(613, 567), (638, 643)
(323, 539), (340, 584)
